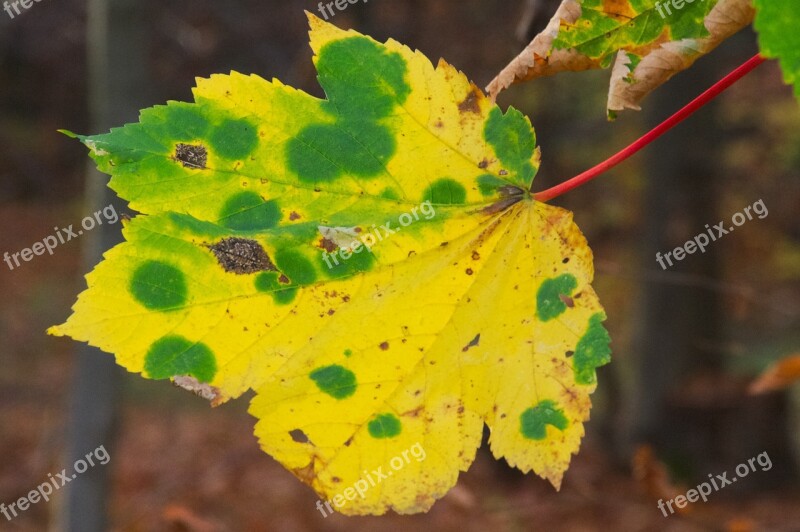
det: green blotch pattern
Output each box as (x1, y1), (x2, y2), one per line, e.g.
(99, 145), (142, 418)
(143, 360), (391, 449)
(219, 191), (281, 231)
(130, 260), (188, 311)
(323, 244), (375, 278)
(476, 174), (509, 196)
(286, 36), (408, 184)
(344, 348), (353, 357)
(309, 364), (357, 399)
(208, 117), (258, 160)
(164, 103), (211, 139)
(286, 123), (395, 183)
(144, 335), (217, 383)
(368, 413), (402, 439)
(254, 272), (297, 305)
(536, 273), (577, 322)
(423, 178), (467, 205)
(573, 313), (612, 385)
(380, 188), (401, 200)
(317, 36), (411, 119)
(520, 399), (568, 440)
(484, 107), (536, 187)
(275, 249), (317, 285)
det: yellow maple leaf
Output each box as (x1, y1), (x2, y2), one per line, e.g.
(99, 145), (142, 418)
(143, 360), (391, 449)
(49, 14), (611, 515)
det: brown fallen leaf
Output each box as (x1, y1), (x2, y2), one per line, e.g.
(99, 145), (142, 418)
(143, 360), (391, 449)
(748, 353), (800, 394)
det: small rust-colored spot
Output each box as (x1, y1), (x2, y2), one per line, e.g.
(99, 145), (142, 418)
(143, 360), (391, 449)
(458, 87), (481, 114)
(209, 237), (276, 275)
(465, 268), (474, 275)
(332, 476), (341, 483)
(566, 350), (574, 358)
(498, 169), (508, 176)
(462, 333), (481, 352)
(175, 143), (207, 169)
(404, 406), (424, 418)
(471, 251), (480, 260)
(478, 159), (489, 169)
(290, 211), (301, 221)
(559, 294), (575, 308)
(457, 405), (465, 414)
(379, 341), (389, 351)
(318, 238), (338, 252)
(562, 257), (570, 264)
(327, 309), (335, 316)
(344, 437), (352, 447)
(289, 429), (310, 443)
(278, 274), (290, 284)
(434, 119), (444, 128)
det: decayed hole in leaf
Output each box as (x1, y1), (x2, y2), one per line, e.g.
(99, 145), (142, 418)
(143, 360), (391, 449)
(174, 143), (208, 169)
(208, 237), (277, 275)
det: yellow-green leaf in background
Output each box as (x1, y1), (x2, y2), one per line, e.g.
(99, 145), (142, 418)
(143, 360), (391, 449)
(50, 14), (611, 515)
(488, 0), (754, 117)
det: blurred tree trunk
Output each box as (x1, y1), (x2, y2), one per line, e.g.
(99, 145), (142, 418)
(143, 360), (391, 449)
(59, 0), (149, 530)
(630, 51), (724, 470)
(629, 31), (792, 480)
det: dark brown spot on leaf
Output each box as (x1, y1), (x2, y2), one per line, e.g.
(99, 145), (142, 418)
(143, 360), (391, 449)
(559, 294), (575, 308)
(462, 333), (481, 352)
(478, 159), (489, 169)
(471, 251), (480, 260)
(379, 341), (389, 351)
(566, 350), (574, 358)
(209, 237), (276, 274)
(319, 238), (338, 253)
(175, 143), (207, 169)
(289, 429), (310, 444)
(290, 211), (301, 221)
(458, 88), (481, 114)
(465, 268), (474, 275)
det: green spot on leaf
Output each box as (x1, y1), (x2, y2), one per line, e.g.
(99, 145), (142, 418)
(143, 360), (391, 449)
(573, 313), (612, 385)
(536, 273), (577, 322)
(476, 174), (509, 196)
(484, 107), (536, 187)
(254, 272), (298, 305)
(520, 399), (568, 440)
(286, 122), (394, 183)
(275, 248), (317, 285)
(166, 103), (211, 139)
(130, 260), (188, 311)
(144, 335), (217, 383)
(208, 117), (258, 160)
(219, 191), (281, 231)
(423, 178), (467, 205)
(317, 36), (411, 119)
(309, 364), (357, 399)
(368, 413), (402, 439)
